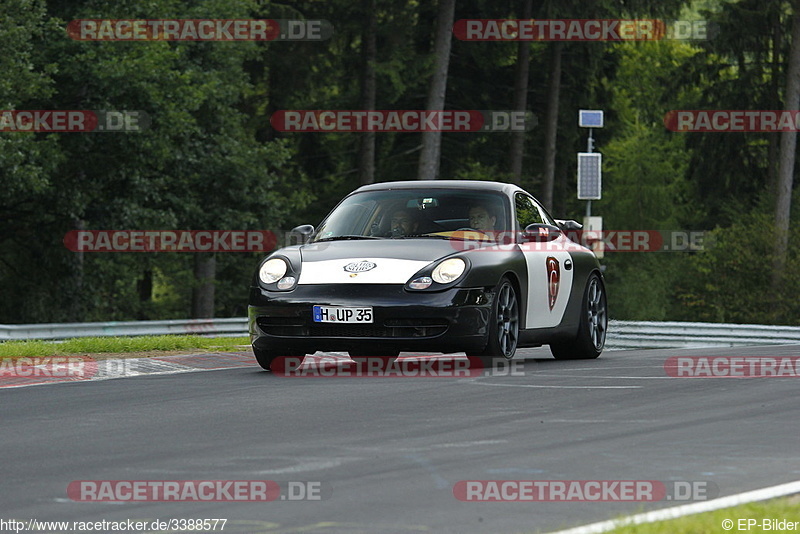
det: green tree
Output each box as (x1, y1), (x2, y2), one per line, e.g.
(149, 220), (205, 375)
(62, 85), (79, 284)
(0, 0), (65, 320)
(599, 40), (701, 320)
(0, 0), (307, 322)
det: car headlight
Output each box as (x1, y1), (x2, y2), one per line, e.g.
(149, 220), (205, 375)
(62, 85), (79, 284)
(408, 276), (433, 290)
(431, 258), (466, 284)
(276, 276), (297, 290)
(259, 258), (288, 284)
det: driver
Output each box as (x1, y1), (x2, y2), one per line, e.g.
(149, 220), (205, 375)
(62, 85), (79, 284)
(390, 209), (419, 237)
(468, 204), (497, 232)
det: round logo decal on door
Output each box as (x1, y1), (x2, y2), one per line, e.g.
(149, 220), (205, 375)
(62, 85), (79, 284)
(546, 257), (560, 311)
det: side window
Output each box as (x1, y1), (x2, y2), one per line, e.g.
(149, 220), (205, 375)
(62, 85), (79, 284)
(515, 193), (544, 230)
(533, 198), (556, 226)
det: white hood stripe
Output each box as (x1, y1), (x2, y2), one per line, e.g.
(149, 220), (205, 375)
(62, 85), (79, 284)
(298, 258), (430, 285)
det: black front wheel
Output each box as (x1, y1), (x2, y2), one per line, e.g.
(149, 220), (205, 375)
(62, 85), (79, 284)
(550, 273), (607, 360)
(468, 277), (519, 368)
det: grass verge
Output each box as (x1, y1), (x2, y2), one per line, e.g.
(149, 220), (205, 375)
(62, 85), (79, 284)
(0, 336), (250, 359)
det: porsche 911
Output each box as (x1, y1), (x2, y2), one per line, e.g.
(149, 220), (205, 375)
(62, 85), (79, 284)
(248, 180), (607, 370)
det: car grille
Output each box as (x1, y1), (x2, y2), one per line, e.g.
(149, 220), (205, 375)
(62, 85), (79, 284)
(310, 325), (394, 337)
(256, 317), (447, 338)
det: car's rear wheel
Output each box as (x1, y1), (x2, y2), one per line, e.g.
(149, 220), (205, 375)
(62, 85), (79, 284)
(468, 277), (519, 368)
(253, 346), (305, 371)
(550, 273), (606, 360)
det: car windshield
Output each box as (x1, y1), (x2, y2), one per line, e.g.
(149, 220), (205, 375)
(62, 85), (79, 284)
(312, 188), (510, 242)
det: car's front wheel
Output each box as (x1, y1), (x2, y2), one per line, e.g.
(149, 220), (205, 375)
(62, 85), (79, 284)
(550, 273), (607, 360)
(468, 277), (519, 368)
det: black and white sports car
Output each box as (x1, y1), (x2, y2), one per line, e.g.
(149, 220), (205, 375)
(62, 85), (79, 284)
(248, 180), (607, 370)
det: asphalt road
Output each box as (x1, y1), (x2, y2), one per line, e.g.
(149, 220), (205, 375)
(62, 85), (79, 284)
(2, 345), (800, 533)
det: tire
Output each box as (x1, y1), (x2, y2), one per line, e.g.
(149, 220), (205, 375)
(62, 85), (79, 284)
(550, 273), (607, 360)
(468, 277), (519, 368)
(253, 346), (305, 371)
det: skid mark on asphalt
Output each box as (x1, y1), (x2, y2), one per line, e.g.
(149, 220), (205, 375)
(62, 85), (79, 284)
(472, 382), (642, 389)
(251, 458), (352, 475)
(242, 522), (431, 533)
(350, 440), (509, 455)
(541, 419), (658, 423)
(522, 364), (670, 371)
(406, 453), (451, 490)
(534, 374), (674, 380)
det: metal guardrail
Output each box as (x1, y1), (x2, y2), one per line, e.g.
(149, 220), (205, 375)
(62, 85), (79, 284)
(605, 320), (800, 350)
(0, 318), (248, 341)
(1, 318), (800, 348)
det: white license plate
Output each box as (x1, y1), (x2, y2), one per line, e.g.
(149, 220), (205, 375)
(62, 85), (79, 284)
(313, 305), (373, 323)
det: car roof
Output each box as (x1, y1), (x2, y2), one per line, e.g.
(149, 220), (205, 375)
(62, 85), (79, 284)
(354, 180), (524, 195)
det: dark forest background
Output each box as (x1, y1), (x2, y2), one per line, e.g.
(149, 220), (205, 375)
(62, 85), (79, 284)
(2, 0), (800, 325)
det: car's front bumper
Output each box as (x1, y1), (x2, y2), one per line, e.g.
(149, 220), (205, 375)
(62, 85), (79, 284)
(248, 284), (492, 354)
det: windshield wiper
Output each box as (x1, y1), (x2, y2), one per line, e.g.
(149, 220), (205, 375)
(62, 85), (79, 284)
(314, 235), (381, 242)
(404, 233), (497, 243)
(390, 234), (449, 239)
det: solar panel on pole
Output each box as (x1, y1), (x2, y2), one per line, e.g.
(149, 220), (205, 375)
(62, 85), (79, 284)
(578, 110), (604, 128)
(577, 152), (602, 200)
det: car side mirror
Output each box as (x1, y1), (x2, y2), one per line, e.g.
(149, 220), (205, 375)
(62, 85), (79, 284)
(290, 224), (315, 244)
(555, 219), (582, 231)
(523, 223), (561, 242)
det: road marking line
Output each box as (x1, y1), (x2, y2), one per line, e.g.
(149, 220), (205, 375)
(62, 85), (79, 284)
(252, 458), (350, 475)
(535, 374), (674, 380)
(546, 479), (800, 534)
